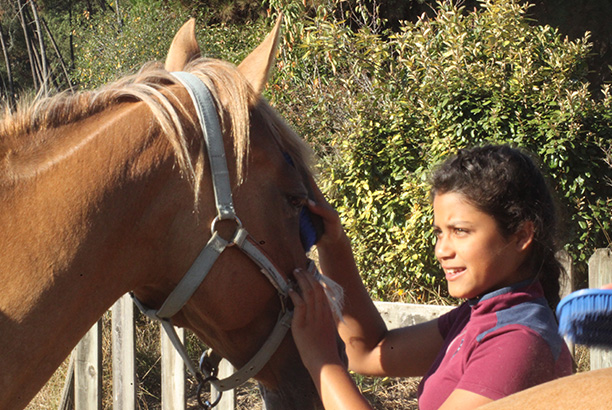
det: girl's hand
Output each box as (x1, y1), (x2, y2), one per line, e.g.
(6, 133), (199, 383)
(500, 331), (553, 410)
(307, 177), (347, 247)
(289, 269), (343, 372)
(289, 270), (375, 410)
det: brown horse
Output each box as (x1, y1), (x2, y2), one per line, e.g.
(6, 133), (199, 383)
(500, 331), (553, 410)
(479, 366), (612, 409)
(0, 18), (336, 410)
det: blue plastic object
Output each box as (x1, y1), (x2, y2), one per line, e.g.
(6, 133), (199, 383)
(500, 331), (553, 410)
(299, 207), (319, 251)
(283, 152), (323, 251)
(557, 289), (612, 348)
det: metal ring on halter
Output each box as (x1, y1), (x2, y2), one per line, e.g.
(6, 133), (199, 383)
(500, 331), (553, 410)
(199, 350), (218, 377)
(210, 215), (243, 245)
(196, 376), (223, 409)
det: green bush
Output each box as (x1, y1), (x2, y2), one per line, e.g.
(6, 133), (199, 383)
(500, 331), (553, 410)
(71, 1), (269, 89)
(270, 0), (612, 302)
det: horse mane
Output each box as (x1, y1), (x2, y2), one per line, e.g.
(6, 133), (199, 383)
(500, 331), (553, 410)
(0, 58), (314, 197)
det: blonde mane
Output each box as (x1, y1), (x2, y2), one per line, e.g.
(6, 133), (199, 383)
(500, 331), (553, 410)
(0, 58), (314, 199)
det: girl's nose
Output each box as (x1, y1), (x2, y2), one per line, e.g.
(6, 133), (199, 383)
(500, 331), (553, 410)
(435, 234), (454, 260)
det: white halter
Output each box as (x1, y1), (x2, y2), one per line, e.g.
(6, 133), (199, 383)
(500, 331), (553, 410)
(132, 71), (304, 404)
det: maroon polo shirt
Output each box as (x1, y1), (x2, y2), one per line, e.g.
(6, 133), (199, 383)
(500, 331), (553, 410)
(418, 281), (573, 410)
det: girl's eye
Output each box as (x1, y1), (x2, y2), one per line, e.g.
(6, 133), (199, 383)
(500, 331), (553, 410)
(454, 228), (468, 235)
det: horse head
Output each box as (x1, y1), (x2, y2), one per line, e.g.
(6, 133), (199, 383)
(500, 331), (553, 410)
(130, 17), (339, 409)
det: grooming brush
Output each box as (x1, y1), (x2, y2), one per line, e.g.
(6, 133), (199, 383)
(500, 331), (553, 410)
(557, 289), (612, 349)
(282, 151), (324, 251)
(299, 207), (323, 251)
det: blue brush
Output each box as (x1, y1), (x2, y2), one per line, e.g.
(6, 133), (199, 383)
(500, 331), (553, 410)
(557, 289), (612, 348)
(299, 207), (321, 251)
(282, 152), (324, 251)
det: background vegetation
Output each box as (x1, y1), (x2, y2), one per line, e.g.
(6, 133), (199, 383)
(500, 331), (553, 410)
(2, 0), (612, 303)
(270, 0), (612, 302)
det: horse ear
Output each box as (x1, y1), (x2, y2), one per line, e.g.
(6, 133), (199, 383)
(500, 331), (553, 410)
(165, 18), (201, 72)
(237, 15), (282, 95)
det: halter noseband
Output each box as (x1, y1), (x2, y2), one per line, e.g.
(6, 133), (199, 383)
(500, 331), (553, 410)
(131, 71), (306, 406)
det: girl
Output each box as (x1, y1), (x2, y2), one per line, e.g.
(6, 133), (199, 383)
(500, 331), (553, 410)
(289, 145), (573, 410)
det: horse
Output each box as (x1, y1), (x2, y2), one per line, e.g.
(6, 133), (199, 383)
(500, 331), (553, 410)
(479, 366), (612, 409)
(0, 17), (341, 410)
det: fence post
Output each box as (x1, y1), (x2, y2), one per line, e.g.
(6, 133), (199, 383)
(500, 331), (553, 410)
(74, 319), (102, 410)
(212, 361), (236, 410)
(589, 248), (612, 370)
(161, 326), (186, 409)
(59, 353), (75, 410)
(557, 250), (575, 299)
(112, 294), (136, 410)
(557, 250), (576, 356)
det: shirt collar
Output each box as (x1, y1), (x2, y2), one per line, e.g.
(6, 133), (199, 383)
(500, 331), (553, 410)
(468, 278), (538, 307)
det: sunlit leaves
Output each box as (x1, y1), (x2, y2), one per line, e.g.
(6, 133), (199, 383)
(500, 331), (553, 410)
(270, 0), (612, 302)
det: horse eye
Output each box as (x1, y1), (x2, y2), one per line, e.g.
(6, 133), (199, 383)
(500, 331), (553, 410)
(288, 195), (305, 209)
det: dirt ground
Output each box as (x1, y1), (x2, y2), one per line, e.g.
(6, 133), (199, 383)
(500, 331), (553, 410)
(27, 357), (421, 410)
(188, 376), (421, 410)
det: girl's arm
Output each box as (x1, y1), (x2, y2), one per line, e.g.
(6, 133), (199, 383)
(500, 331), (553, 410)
(289, 270), (373, 410)
(306, 183), (444, 377)
(289, 274), (492, 410)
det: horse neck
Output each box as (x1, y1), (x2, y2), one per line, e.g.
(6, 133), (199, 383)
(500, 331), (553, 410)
(0, 100), (192, 409)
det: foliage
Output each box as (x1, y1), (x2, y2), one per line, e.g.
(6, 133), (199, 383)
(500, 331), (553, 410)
(178, 0), (267, 24)
(70, 1), (180, 88)
(0, 1), (31, 95)
(269, 0), (612, 302)
(70, 0), (271, 89)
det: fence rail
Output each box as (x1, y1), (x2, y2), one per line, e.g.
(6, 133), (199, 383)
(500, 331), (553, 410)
(58, 249), (612, 409)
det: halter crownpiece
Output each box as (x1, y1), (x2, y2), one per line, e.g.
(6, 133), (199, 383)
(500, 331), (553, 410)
(131, 71), (314, 405)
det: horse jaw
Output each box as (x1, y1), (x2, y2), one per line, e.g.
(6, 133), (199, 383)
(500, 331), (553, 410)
(237, 15), (283, 95)
(165, 18), (201, 71)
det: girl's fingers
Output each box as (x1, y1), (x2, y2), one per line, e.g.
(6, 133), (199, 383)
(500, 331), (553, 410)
(288, 281), (305, 306)
(294, 269), (316, 303)
(292, 270), (333, 320)
(306, 201), (344, 245)
(288, 288), (306, 326)
(305, 176), (347, 246)
(290, 269), (342, 372)
(306, 197), (334, 219)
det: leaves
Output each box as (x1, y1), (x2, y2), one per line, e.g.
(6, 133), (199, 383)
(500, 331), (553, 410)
(271, 0), (612, 302)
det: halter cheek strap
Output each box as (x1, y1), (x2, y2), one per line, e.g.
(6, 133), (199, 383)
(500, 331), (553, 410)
(131, 71), (300, 394)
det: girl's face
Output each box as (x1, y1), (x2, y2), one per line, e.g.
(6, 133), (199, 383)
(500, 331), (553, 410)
(432, 192), (532, 299)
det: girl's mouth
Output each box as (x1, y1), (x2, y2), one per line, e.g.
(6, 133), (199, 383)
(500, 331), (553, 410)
(445, 268), (466, 281)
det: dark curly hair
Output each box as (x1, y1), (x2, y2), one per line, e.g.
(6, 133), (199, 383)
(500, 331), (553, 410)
(430, 144), (564, 309)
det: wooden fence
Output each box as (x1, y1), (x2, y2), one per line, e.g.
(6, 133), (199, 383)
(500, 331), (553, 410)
(57, 249), (612, 409)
